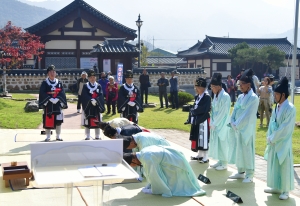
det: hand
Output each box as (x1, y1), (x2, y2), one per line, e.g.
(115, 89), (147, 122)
(127, 101), (136, 106)
(122, 107), (125, 111)
(267, 136), (272, 144)
(91, 99), (97, 106)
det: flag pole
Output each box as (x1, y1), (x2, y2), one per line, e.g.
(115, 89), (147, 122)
(291, 0), (299, 103)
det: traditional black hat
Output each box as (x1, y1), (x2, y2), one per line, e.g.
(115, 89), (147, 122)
(195, 77), (207, 87)
(98, 122), (109, 130)
(123, 136), (132, 150)
(103, 125), (117, 138)
(123, 153), (133, 165)
(210, 73), (222, 86)
(88, 69), (96, 77)
(240, 68), (253, 83)
(124, 70), (133, 78)
(46, 65), (55, 73)
(274, 76), (289, 94)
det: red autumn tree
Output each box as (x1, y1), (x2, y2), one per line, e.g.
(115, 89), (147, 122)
(0, 21), (44, 69)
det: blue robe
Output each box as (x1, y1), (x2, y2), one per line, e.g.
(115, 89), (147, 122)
(137, 145), (206, 197)
(264, 99), (296, 192)
(133, 132), (170, 151)
(229, 89), (259, 170)
(208, 89), (231, 162)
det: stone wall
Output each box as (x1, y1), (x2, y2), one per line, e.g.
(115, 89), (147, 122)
(0, 71), (202, 93)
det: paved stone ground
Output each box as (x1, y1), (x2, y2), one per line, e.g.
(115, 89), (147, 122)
(150, 129), (300, 197)
(32, 92), (300, 197)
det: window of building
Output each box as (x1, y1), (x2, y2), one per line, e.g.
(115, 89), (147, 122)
(217, 62), (227, 71)
(189, 63), (194, 68)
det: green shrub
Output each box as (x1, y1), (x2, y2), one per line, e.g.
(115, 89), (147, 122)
(168, 91), (194, 107)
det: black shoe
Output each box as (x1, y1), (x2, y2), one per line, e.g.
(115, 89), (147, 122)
(191, 156), (203, 160)
(106, 112), (110, 114)
(112, 112), (116, 115)
(176, 108), (179, 110)
(184, 121), (190, 125)
(56, 138), (63, 141)
(199, 159), (209, 164)
(160, 106), (164, 108)
(172, 107), (175, 109)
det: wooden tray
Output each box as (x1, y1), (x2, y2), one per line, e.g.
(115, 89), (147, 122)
(3, 165), (30, 175)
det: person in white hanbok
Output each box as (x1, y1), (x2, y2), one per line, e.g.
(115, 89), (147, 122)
(264, 77), (296, 200)
(208, 73), (231, 170)
(228, 69), (259, 183)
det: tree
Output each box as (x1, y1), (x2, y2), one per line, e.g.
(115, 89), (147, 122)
(228, 42), (250, 67)
(140, 45), (148, 66)
(0, 21), (44, 95)
(259, 46), (285, 74)
(235, 47), (260, 68)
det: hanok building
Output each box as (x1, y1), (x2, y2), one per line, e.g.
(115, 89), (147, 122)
(147, 48), (186, 67)
(177, 35), (300, 79)
(25, 0), (137, 73)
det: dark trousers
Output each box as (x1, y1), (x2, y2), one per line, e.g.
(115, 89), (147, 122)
(106, 99), (116, 113)
(77, 95), (82, 109)
(159, 91), (168, 108)
(140, 86), (148, 104)
(170, 91), (179, 109)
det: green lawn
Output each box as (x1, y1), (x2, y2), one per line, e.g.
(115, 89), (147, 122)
(1, 93), (300, 163)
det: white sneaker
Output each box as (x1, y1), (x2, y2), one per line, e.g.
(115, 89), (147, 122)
(210, 162), (221, 168)
(279, 192), (289, 200)
(242, 177), (253, 183)
(215, 165), (227, 171)
(228, 173), (245, 179)
(264, 188), (281, 194)
(85, 135), (90, 140)
(44, 137), (50, 142)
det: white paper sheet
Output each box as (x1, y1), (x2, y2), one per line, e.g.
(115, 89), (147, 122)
(78, 166), (102, 177)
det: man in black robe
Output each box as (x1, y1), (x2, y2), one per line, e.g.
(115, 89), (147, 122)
(117, 70), (143, 123)
(81, 69), (105, 140)
(38, 65), (68, 142)
(185, 77), (211, 163)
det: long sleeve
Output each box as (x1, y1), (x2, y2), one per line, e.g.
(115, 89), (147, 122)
(191, 95), (211, 116)
(210, 95), (231, 128)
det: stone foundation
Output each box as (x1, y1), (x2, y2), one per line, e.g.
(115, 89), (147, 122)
(0, 72), (201, 93)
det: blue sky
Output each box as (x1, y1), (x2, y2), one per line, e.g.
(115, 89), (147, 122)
(20, 0), (297, 51)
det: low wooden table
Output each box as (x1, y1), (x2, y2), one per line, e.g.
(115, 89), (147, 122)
(1, 161), (32, 188)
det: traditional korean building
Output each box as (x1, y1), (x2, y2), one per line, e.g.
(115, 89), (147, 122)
(177, 35), (300, 79)
(25, 0), (137, 72)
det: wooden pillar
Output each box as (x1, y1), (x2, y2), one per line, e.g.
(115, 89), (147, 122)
(76, 40), (80, 68)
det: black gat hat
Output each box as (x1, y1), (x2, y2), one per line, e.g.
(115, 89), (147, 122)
(124, 70), (133, 78)
(210, 73), (222, 86)
(46, 65), (55, 73)
(274, 76), (289, 95)
(195, 77), (207, 88)
(240, 68), (253, 83)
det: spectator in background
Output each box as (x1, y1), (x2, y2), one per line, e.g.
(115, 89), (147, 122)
(106, 71), (112, 79)
(76, 71), (88, 113)
(226, 75), (236, 107)
(106, 76), (118, 115)
(157, 72), (169, 108)
(98, 72), (109, 99)
(252, 71), (260, 92)
(169, 71), (179, 109)
(139, 68), (150, 105)
(257, 77), (273, 127)
(235, 69), (245, 97)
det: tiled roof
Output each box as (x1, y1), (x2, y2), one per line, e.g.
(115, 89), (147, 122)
(90, 38), (139, 53)
(147, 56), (185, 64)
(25, 0), (136, 37)
(177, 35), (300, 57)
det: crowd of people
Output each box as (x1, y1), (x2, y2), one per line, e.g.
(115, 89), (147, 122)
(38, 65), (295, 200)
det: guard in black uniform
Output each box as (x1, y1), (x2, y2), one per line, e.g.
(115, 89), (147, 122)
(81, 69), (105, 140)
(38, 65), (68, 142)
(117, 70), (143, 123)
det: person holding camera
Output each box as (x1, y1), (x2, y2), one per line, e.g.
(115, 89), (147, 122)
(106, 76), (118, 115)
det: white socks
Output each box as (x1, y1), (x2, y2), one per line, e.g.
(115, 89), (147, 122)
(45, 129), (51, 140)
(56, 125), (61, 139)
(202, 151), (208, 161)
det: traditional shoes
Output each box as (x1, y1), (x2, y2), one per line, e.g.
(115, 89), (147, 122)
(264, 188), (289, 200)
(199, 159), (209, 164)
(242, 177), (253, 183)
(190, 156), (203, 161)
(215, 165), (227, 171)
(228, 173), (245, 179)
(210, 162), (221, 168)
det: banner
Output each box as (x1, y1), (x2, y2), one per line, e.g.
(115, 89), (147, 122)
(117, 63), (123, 85)
(80, 58), (98, 69)
(103, 59), (111, 73)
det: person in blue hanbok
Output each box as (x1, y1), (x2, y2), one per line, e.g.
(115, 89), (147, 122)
(228, 69), (259, 183)
(123, 145), (206, 197)
(208, 73), (231, 171)
(264, 77), (296, 200)
(122, 132), (170, 151)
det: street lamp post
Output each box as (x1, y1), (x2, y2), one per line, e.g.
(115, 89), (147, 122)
(136, 14), (143, 68)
